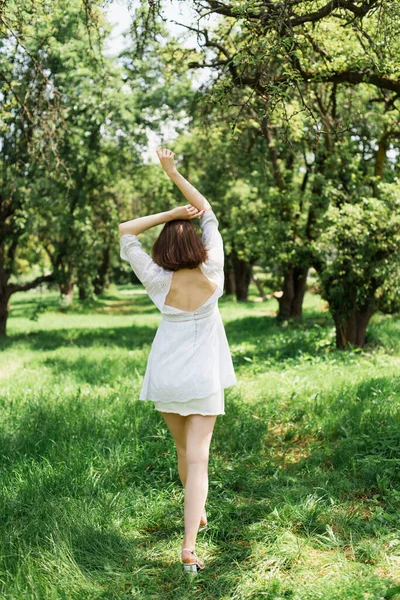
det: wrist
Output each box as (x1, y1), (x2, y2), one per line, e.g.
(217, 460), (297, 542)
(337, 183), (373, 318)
(165, 208), (177, 221)
(166, 168), (178, 179)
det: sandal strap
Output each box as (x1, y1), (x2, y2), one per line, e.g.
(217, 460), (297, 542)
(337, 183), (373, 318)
(181, 548), (200, 560)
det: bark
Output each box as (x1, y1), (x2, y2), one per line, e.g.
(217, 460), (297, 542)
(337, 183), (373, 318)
(59, 279), (74, 307)
(224, 263), (236, 295)
(290, 266), (308, 318)
(0, 270), (54, 337)
(261, 116), (285, 192)
(0, 286), (11, 337)
(232, 253), (252, 301)
(93, 247), (110, 296)
(204, 0), (379, 27)
(252, 272), (267, 300)
(333, 306), (375, 349)
(78, 284), (87, 301)
(277, 265), (308, 320)
(374, 132), (388, 179)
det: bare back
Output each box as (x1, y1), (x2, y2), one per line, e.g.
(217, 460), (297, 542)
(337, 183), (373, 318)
(164, 267), (218, 312)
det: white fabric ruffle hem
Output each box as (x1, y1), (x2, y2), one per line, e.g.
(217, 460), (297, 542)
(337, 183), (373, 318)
(152, 387), (225, 416)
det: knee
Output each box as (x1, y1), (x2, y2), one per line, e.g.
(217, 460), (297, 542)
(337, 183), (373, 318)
(186, 449), (209, 466)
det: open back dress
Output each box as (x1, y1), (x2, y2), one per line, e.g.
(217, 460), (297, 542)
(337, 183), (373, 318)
(119, 208), (237, 416)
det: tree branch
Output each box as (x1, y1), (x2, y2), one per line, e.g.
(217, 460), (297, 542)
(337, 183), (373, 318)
(8, 273), (54, 295)
(201, 0), (381, 26)
(288, 0), (380, 27)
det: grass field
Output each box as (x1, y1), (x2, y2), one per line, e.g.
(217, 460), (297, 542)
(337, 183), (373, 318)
(1, 283), (400, 599)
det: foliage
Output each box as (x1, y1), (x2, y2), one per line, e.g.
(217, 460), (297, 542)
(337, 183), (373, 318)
(0, 0), (194, 336)
(314, 180), (400, 319)
(0, 0), (119, 301)
(174, 0), (400, 121)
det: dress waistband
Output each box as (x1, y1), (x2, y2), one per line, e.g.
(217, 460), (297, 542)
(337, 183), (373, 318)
(161, 303), (216, 322)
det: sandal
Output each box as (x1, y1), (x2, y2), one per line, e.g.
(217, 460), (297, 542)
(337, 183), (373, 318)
(181, 548), (205, 573)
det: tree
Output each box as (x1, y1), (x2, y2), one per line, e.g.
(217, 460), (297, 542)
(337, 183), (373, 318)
(0, 0), (144, 335)
(314, 181), (400, 348)
(164, 0), (400, 319)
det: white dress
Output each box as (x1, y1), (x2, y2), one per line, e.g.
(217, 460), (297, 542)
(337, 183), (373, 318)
(119, 209), (237, 416)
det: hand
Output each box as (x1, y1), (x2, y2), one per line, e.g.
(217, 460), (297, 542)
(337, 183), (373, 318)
(156, 146), (177, 176)
(171, 204), (205, 220)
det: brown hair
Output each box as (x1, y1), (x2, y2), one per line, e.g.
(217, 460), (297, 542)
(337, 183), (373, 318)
(152, 219), (208, 271)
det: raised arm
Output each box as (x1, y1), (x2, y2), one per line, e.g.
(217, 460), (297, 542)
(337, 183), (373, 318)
(156, 147), (212, 213)
(200, 209), (224, 267)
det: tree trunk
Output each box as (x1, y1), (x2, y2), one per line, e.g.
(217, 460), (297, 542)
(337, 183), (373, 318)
(0, 268), (54, 337)
(277, 265), (308, 320)
(374, 130), (389, 179)
(252, 272), (266, 300)
(93, 247), (110, 296)
(78, 284), (87, 301)
(59, 279), (74, 307)
(232, 254), (252, 301)
(224, 263), (236, 295)
(333, 307), (375, 349)
(291, 266), (308, 318)
(0, 287), (11, 337)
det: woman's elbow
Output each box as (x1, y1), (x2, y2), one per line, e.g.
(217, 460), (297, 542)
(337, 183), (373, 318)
(118, 223), (128, 237)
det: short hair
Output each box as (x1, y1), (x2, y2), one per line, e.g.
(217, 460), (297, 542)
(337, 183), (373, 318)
(152, 219), (208, 271)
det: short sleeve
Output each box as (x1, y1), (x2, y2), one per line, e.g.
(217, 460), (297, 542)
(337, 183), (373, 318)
(120, 234), (161, 289)
(199, 209), (224, 267)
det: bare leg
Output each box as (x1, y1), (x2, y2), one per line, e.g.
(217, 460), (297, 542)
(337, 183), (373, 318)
(158, 411), (216, 556)
(158, 411), (188, 485)
(182, 414), (217, 551)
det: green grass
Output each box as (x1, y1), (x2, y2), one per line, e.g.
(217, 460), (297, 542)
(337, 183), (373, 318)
(1, 283), (400, 599)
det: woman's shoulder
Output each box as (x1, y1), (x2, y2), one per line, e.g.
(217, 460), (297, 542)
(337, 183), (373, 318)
(199, 262), (224, 293)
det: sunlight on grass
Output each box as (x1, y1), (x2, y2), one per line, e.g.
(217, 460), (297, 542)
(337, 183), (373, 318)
(0, 284), (399, 599)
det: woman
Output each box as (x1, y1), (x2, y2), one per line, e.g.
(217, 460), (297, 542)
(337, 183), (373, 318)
(118, 147), (237, 574)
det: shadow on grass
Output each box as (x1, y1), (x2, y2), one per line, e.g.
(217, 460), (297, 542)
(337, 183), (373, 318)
(225, 308), (395, 370)
(0, 323), (161, 352)
(224, 312), (336, 368)
(8, 291), (160, 320)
